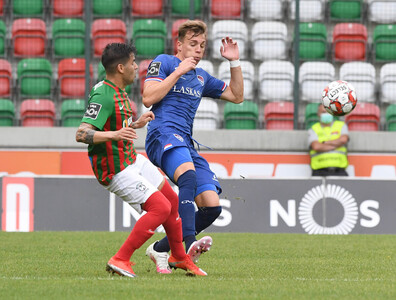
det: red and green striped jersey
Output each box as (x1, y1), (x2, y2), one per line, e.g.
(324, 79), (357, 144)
(81, 79), (137, 185)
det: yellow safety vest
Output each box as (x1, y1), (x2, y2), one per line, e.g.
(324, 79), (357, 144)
(310, 121), (348, 170)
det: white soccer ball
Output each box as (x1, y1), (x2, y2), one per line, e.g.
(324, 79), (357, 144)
(321, 80), (357, 116)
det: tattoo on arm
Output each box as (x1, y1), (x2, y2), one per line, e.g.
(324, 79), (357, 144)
(76, 123), (97, 145)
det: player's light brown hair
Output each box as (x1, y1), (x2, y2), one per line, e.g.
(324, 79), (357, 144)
(178, 20), (207, 42)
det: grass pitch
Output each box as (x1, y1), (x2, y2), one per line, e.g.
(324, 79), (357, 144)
(1, 232), (395, 300)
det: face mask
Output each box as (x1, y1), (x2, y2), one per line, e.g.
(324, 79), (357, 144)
(320, 113), (334, 124)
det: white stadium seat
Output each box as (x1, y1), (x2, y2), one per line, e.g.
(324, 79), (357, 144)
(368, 0), (396, 23)
(197, 59), (215, 76)
(249, 0), (284, 20)
(380, 63), (396, 104)
(370, 165), (396, 178)
(300, 62), (335, 102)
(288, 0), (325, 22)
(194, 98), (220, 130)
(211, 20), (248, 59)
(251, 21), (288, 61)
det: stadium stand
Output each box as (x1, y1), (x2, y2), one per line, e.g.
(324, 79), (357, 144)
(380, 63), (396, 104)
(61, 98), (85, 127)
(344, 102), (380, 131)
(251, 21), (288, 61)
(264, 101), (294, 130)
(171, 0), (202, 17)
(12, 18), (47, 57)
(52, 0), (84, 18)
(0, 99), (15, 126)
(13, 0), (44, 18)
(210, 0), (242, 19)
(368, 0), (396, 24)
(373, 24), (396, 62)
(385, 104), (396, 131)
(0, 59), (12, 98)
(197, 59), (215, 76)
(92, 19), (127, 57)
(132, 19), (167, 58)
(0, 20), (5, 56)
(300, 61), (335, 102)
(224, 100), (259, 129)
(288, 0), (326, 22)
(211, 20), (248, 59)
(17, 58), (52, 99)
(333, 23), (368, 61)
(248, 0), (284, 21)
(172, 19), (188, 55)
(53, 18), (85, 57)
(131, 0), (164, 18)
(93, 0), (123, 17)
(0, 0), (3, 16)
(20, 99), (56, 127)
(58, 58), (92, 99)
(298, 22), (328, 60)
(329, 0), (363, 22)
(138, 59), (152, 95)
(194, 98), (220, 130)
(304, 102), (320, 129)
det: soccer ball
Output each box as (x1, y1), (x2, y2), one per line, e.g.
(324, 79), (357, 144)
(321, 80), (357, 116)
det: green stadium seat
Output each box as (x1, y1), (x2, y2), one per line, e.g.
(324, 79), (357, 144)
(171, 0), (202, 16)
(132, 19), (167, 58)
(0, 99), (15, 126)
(97, 62), (132, 94)
(61, 99), (85, 127)
(386, 104), (396, 131)
(93, 0), (123, 16)
(0, 20), (5, 56)
(373, 24), (396, 62)
(298, 23), (327, 60)
(305, 103), (320, 129)
(329, 0), (362, 21)
(17, 58), (52, 98)
(13, 0), (43, 17)
(53, 19), (85, 57)
(224, 100), (259, 129)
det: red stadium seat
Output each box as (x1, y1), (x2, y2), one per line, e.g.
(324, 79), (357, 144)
(139, 59), (152, 95)
(131, 0), (163, 17)
(20, 99), (56, 127)
(12, 18), (46, 57)
(0, 59), (12, 98)
(345, 103), (380, 131)
(210, 0), (242, 19)
(264, 101), (294, 130)
(172, 19), (188, 54)
(92, 19), (126, 57)
(53, 0), (84, 17)
(58, 58), (92, 98)
(333, 23), (367, 62)
(0, 0), (3, 16)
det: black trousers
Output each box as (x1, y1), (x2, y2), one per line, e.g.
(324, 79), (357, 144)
(312, 167), (348, 177)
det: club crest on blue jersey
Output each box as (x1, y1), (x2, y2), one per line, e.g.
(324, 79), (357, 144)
(197, 75), (204, 86)
(173, 133), (184, 142)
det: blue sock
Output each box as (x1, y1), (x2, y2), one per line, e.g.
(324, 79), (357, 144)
(195, 206), (222, 235)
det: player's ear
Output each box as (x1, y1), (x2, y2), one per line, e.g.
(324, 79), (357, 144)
(117, 63), (124, 74)
(177, 40), (182, 53)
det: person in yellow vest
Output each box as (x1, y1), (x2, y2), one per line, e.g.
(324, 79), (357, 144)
(308, 104), (349, 176)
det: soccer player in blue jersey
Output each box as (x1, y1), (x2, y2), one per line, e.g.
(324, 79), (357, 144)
(142, 20), (244, 273)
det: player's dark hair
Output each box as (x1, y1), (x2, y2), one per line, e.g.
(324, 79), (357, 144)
(178, 20), (207, 41)
(101, 43), (137, 74)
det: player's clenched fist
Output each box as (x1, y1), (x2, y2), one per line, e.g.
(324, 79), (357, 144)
(176, 57), (196, 76)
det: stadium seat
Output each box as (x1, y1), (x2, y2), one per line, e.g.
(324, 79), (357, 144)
(300, 62), (335, 102)
(17, 58), (52, 98)
(380, 63), (396, 104)
(0, 59), (12, 98)
(329, 0), (363, 21)
(194, 98), (220, 130)
(304, 102), (320, 129)
(132, 19), (166, 58)
(344, 102), (380, 131)
(251, 21), (288, 61)
(13, 0), (43, 17)
(289, 0), (325, 22)
(0, 20), (5, 56)
(385, 104), (396, 131)
(258, 60), (294, 101)
(138, 59), (152, 95)
(171, 0), (202, 17)
(172, 19), (188, 55)
(298, 22), (328, 60)
(131, 0), (163, 17)
(212, 20), (248, 59)
(0, 99), (15, 126)
(249, 0), (283, 20)
(197, 59), (215, 76)
(210, 0), (242, 19)
(370, 165), (396, 178)
(373, 24), (396, 62)
(58, 58), (92, 99)
(20, 99), (56, 127)
(94, 0), (123, 17)
(224, 100), (259, 129)
(368, 0), (396, 24)
(12, 18), (46, 57)
(61, 99), (85, 127)
(53, 0), (84, 17)
(0, 0), (3, 16)
(218, 60), (255, 100)
(333, 23), (367, 61)
(339, 62), (376, 102)
(264, 101), (294, 130)
(92, 19), (127, 57)
(53, 18), (85, 57)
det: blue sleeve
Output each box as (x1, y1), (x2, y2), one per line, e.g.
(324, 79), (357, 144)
(145, 54), (171, 83)
(202, 71), (227, 99)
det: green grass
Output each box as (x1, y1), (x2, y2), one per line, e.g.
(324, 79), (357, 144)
(1, 232), (395, 300)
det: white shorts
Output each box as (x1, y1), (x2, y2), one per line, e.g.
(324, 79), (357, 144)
(105, 154), (164, 213)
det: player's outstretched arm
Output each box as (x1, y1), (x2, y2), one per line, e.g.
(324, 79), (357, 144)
(219, 37), (244, 104)
(76, 122), (138, 145)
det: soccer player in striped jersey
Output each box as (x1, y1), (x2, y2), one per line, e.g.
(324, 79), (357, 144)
(76, 43), (206, 277)
(143, 20), (244, 269)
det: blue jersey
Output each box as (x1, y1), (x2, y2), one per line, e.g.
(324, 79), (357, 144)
(145, 54), (227, 136)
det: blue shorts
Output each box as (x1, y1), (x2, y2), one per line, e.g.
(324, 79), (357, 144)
(145, 128), (222, 196)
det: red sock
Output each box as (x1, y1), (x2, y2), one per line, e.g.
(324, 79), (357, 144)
(114, 191), (171, 261)
(160, 180), (185, 260)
